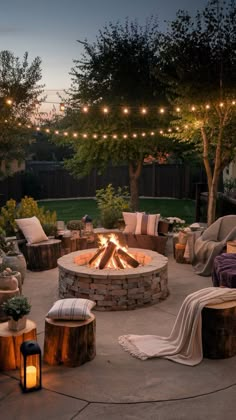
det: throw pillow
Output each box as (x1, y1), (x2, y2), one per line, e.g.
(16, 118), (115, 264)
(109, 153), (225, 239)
(15, 216), (48, 244)
(46, 298), (96, 320)
(135, 213), (160, 236)
(122, 212), (137, 234)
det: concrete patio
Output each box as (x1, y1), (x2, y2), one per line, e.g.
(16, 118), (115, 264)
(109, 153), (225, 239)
(1, 243), (236, 419)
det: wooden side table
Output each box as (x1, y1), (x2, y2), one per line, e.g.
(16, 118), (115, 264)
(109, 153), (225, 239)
(43, 315), (96, 367)
(0, 320), (37, 370)
(27, 239), (62, 270)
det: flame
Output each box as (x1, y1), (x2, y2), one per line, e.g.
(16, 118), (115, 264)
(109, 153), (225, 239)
(90, 234), (135, 269)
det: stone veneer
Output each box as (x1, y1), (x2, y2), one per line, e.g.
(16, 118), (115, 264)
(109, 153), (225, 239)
(58, 248), (169, 311)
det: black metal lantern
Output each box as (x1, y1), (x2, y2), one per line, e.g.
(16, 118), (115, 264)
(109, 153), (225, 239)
(20, 340), (42, 392)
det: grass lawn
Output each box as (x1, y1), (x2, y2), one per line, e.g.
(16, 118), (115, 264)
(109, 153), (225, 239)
(38, 197), (196, 225)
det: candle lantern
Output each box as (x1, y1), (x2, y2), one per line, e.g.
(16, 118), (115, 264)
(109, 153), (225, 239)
(20, 340), (42, 392)
(82, 215), (94, 243)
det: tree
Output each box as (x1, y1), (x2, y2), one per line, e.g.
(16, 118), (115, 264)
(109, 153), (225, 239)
(0, 50), (44, 176)
(56, 18), (175, 210)
(157, 0), (236, 225)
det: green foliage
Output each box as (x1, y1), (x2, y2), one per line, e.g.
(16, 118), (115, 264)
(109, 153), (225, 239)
(96, 184), (131, 228)
(223, 177), (236, 194)
(0, 234), (15, 255)
(0, 51), (44, 176)
(52, 18), (175, 210)
(0, 196), (57, 235)
(66, 220), (83, 231)
(2, 295), (31, 321)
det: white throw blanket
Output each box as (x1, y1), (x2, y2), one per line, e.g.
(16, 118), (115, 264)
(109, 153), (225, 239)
(119, 287), (236, 366)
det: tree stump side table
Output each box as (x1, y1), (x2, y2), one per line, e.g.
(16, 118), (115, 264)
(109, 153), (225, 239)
(43, 314), (96, 367)
(202, 300), (236, 359)
(27, 239), (62, 271)
(0, 320), (37, 370)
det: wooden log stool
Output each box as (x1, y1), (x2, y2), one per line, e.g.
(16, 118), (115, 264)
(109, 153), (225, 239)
(27, 239), (62, 271)
(202, 300), (236, 359)
(0, 320), (37, 370)
(43, 314), (96, 367)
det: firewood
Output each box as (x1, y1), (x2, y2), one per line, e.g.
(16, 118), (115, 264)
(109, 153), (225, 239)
(117, 248), (139, 268)
(99, 241), (117, 269)
(88, 246), (105, 266)
(114, 252), (125, 269)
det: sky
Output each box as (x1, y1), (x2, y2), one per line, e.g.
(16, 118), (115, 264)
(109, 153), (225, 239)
(0, 0), (212, 112)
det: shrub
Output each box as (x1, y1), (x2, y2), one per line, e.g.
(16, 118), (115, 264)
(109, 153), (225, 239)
(0, 196), (57, 235)
(96, 184), (131, 229)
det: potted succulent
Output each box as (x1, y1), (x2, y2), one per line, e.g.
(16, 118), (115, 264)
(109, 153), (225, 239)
(2, 295), (31, 331)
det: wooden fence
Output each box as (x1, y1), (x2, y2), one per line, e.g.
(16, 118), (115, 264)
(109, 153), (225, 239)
(0, 161), (207, 206)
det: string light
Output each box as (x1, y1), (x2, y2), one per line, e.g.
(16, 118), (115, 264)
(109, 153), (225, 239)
(60, 103), (65, 112)
(191, 106), (196, 111)
(159, 108), (165, 114)
(141, 107), (147, 114)
(5, 98), (13, 106)
(102, 107), (109, 114)
(123, 107), (129, 114)
(82, 106), (89, 113)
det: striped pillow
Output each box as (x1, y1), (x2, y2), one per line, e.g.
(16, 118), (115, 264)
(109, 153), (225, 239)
(135, 213), (160, 236)
(46, 298), (96, 320)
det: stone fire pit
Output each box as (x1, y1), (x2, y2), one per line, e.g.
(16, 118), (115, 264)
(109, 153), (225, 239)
(58, 248), (169, 311)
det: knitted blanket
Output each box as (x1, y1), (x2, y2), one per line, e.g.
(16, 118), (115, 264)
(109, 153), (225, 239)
(118, 287), (236, 366)
(193, 215), (236, 276)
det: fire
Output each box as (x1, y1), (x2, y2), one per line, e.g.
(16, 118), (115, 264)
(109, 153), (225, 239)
(88, 234), (139, 269)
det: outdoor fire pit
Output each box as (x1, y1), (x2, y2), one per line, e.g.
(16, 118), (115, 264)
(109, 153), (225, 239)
(58, 235), (168, 310)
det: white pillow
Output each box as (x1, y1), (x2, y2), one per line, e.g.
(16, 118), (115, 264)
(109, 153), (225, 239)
(135, 213), (160, 236)
(122, 212), (137, 234)
(15, 216), (48, 244)
(46, 298), (96, 320)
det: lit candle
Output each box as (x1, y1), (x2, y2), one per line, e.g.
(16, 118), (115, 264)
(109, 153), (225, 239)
(26, 366), (37, 388)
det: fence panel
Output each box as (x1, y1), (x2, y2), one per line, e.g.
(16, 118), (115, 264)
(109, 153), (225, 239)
(0, 162), (207, 204)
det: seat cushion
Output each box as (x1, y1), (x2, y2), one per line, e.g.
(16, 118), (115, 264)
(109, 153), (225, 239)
(15, 216), (48, 244)
(46, 298), (96, 320)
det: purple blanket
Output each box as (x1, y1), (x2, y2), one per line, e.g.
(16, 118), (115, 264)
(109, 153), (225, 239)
(212, 253), (236, 288)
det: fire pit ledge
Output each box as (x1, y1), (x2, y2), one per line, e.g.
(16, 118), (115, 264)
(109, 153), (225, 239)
(58, 248), (169, 311)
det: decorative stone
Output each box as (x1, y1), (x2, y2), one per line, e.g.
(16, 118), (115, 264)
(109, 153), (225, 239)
(0, 274), (18, 291)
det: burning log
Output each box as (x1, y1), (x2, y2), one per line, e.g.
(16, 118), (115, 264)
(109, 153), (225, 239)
(88, 246), (105, 266)
(99, 241), (117, 269)
(114, 252), (125, 269)
(117, 248), (139, 268)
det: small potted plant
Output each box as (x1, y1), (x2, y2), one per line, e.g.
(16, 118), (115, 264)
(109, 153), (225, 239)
(2, 295), (31, 331)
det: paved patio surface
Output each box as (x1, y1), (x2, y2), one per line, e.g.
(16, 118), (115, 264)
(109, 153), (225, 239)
(1, 242), (236, 419)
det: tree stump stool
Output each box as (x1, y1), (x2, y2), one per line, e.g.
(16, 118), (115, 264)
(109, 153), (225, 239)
(43, 314), (96, 367)
(202, 300), (236, 359)
(0, 320), (37, 370)
(27, 239), (62, 271)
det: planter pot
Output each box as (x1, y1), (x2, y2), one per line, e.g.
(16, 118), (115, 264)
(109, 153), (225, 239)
(2, 253), (27, 284)
(0, 274), (18, 291)
(8, 316), (27, 331)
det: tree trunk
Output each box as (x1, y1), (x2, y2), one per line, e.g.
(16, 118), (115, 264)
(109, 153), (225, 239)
(129, 160), (143, 211)
(207, 183), (218, 226)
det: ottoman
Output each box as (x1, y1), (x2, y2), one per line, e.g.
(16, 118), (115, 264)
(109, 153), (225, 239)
(212, 253), (236, 288)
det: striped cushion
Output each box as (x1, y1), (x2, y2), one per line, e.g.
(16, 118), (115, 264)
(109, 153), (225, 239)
(46, 298), (96, 320)
(135, 213), (160, 236)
